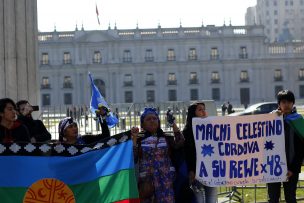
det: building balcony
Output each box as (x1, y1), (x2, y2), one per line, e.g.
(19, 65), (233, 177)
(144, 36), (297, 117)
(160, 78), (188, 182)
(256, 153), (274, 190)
(145, 57), (154, 62)
(239, 53), (248, 59)
(167, 80), (177, 85)
(41, 84), (51, 89)
(63, 59), (72, 64)
(124, 81), (133, 87)
(188, 55), (198, 60)
(274, 77), (283, 81)
(123, 57), (132, 63)
(63, 83), (73, 88)
(210, 55), (219, 60)
(92, 59), (102, 64)
(167, 56), (176, 61)
(240, 78), (249, 83)
(40, 60), (50, 65)
(211, 79), (220, 84)
(189, 79), (198, 84)
(299, 76), (304, 81)
(146, 80), (155, 86)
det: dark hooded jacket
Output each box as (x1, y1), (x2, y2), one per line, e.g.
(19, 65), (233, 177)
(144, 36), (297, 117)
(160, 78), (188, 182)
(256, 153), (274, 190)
(18, 115), (51, 142)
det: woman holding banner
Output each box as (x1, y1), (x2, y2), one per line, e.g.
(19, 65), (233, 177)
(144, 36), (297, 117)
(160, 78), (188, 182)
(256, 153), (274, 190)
(131, 107), (184, 203)
(183, 102), (217, 203)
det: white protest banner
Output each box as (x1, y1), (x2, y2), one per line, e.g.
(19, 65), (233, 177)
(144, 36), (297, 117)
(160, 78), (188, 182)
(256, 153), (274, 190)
(193, 114), (287, 186)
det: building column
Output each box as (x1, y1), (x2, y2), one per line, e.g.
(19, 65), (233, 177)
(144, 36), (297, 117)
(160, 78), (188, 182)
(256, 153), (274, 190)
(0, 0), (38, 104)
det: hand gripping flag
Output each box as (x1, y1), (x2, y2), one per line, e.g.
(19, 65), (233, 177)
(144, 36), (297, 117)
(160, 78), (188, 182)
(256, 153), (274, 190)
(89, 72), (118, 128)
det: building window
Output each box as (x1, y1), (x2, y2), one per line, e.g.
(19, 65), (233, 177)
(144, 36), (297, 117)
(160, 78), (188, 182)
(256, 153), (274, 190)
(123, 50), (132, 62)
(211, 71), (220, 83)
(274, 0), (277, 6)
(41, 53), (49, 65)
(240, 71), (249, 82)
(274, 10), (278, 15)
(41, 77), (50, 89)
(274, 19), (278, 24)
(63, 52), (71, 64)
(64, 93), (72, 105)
(145, 49), (154, 62)
(190, 89), (198, 100)
(212, 88), (220, 101)
(42, 94), (50, 106)
(299, 69), (304, 80)
(93, 51), (101, 63)
(146, 73), (155, 86)
(189, 72), (198, 84)
(285, 1), (288, 6)
(63, 76), (72, 88)
(188, 48), (197, 60)
(275, 86), (283, 97)
(239, 46), (248, 59)
(146, 90), (155, 102)
(168, 89), (177, 101)
(124, 91), (133, 103)
(290, 1), (293, 6)
(168, 73), (177, 85)
(210, 47), (219, 60)
(274, 69), (283, 81)
(167, 49), (176, 61)
(300, 85), (304, 98)
(124, 74), (133, 86)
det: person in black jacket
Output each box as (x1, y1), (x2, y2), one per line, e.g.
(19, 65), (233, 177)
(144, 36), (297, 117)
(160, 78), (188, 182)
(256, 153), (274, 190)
(183, 101), (217, 203)
(16, 100), (51, 142)
(0, 98), (31, 143)
(267, 90), (304, 203)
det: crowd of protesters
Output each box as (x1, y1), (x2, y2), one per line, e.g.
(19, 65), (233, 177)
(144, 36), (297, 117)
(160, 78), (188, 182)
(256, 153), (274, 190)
(1, 89), (304, 203)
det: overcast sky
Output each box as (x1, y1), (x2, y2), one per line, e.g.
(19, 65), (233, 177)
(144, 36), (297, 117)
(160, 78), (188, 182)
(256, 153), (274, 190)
(37, 0), (257, 32)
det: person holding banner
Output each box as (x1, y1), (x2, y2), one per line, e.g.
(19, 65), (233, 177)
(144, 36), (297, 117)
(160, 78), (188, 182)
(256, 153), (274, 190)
(183, 102), (217, 203)
(58, 107), (110, 144)
(131, 107), (184, 203)
(267, 90), (304, 203)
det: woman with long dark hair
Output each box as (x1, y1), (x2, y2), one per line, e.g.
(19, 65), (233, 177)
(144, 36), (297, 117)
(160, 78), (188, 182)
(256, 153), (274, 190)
(0, 98), (31, 143)
(183, 102), (217, 203)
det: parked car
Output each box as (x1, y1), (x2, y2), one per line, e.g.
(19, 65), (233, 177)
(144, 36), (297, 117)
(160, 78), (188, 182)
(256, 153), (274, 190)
(228, 102), (278, 116)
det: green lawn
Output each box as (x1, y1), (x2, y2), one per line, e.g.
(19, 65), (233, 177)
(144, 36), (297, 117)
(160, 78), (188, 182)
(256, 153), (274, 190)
(217, 167), (304, 202)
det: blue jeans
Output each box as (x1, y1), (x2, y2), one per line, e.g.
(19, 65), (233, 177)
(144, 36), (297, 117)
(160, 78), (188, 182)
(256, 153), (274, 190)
(192, 181), (217, 203)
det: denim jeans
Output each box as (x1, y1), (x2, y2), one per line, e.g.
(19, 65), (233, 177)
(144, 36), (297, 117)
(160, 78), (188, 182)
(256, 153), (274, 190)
(192, 180), (217, 203)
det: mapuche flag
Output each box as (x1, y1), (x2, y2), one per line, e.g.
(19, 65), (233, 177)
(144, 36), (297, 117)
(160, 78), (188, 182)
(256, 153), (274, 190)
(0, 132), (139, 203)
(285, 112), (304, 139)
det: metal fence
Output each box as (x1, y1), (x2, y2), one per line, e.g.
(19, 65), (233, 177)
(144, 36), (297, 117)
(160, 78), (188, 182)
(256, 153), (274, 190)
(39, 101), (217, 140)
(37, 102), (304, 203)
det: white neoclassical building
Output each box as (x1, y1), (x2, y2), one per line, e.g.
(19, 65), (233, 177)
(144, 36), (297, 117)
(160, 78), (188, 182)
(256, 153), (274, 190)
(38, 24), (304, 107)
(246, 0), (304, 42)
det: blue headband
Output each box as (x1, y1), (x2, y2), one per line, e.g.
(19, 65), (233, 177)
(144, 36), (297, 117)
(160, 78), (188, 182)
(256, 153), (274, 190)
(140, 107), (159, 124)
